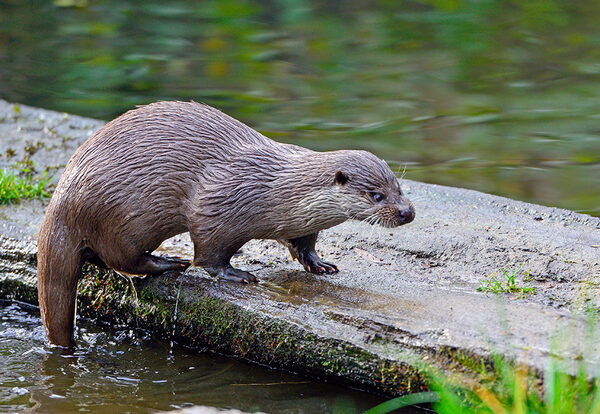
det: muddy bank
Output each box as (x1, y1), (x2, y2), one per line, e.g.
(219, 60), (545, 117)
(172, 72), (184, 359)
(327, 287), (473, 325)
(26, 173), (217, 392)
(0, 99), (599, 395)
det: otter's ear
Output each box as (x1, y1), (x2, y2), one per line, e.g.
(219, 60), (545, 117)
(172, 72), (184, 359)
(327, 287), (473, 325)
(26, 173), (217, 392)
(334, 171), (349, 185)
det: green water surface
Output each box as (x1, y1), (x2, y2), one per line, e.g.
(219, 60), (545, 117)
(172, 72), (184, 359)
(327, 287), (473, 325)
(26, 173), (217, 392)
(0, 0), (598, 215)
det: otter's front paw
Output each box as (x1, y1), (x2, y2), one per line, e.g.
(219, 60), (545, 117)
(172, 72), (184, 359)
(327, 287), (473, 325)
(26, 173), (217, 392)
(298, 250), (339, 275)
(305, 260), (339, 275)
(221, 267), (259, 283)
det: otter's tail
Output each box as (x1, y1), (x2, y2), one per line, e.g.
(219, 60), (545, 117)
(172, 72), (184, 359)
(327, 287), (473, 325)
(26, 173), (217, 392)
(37, 212), (83, 348)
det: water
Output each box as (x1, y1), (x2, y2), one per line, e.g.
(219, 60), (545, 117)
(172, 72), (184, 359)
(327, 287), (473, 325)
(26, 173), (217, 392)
(0, 301), (420, 413)
(0, 0), (598, 215)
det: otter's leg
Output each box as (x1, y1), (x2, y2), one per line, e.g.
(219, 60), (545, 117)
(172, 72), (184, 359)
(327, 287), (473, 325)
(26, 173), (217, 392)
(191, 237), (258, 283)
(82, 248), (108, 269)
(117, 253), (191, 276)
(283, 233), (339, 275)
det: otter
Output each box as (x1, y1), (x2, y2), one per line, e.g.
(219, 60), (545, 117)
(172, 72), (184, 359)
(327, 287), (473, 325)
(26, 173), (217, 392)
(37, 101), (415, 348)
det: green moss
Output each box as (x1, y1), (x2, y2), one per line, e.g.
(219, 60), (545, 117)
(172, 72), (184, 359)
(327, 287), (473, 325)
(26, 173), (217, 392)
(0, 275), (38, 304)
(74, 267), (429, 396)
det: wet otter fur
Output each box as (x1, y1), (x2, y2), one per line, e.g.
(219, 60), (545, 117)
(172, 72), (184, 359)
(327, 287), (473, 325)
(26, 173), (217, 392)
(37, 101), (415, 347)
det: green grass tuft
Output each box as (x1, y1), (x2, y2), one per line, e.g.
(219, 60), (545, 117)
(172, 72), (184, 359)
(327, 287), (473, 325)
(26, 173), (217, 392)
(0, 169), (52, 204)
(477, 266), (536, 298)
(364, 356), (600, 414)
(429, 357), (600, 414)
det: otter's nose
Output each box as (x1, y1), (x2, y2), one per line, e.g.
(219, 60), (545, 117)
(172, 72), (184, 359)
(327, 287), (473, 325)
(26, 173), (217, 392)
(398, 207), (415, 224)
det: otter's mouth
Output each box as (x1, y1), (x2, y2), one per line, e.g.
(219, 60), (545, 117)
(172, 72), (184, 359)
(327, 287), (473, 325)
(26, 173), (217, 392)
(363, 205), (415, 228)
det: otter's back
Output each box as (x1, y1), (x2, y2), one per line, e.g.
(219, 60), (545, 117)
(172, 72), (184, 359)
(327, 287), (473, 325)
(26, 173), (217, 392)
(49, 101), (296, 250)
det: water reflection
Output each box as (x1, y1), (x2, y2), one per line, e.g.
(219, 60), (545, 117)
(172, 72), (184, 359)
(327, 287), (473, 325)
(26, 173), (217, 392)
(1, 301), (401, 413)
(0, 0), (598, 215)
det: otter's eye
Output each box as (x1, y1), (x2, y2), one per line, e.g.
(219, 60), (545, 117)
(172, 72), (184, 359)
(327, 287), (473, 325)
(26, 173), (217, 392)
(371, 192), (385, 203)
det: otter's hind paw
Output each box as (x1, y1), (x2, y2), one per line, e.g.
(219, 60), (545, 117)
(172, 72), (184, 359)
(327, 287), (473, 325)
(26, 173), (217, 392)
(163, 256), (192, 268)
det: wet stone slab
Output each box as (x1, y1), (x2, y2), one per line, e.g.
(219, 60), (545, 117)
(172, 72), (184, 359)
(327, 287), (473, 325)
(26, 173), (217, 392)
(1, 99), (599, 396)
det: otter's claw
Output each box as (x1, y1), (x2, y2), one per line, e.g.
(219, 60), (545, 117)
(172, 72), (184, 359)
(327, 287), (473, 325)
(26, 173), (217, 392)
(162, 256), (192, 268)
(285, 233), (339, 275)
(303, 259), (339, 275)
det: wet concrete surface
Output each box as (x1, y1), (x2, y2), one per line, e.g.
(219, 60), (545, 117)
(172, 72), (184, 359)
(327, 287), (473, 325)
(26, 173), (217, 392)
(1, 99), (599, 395)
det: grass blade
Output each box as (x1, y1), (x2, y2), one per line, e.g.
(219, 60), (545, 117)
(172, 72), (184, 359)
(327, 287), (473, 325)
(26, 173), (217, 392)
(363, 391), (439, 414)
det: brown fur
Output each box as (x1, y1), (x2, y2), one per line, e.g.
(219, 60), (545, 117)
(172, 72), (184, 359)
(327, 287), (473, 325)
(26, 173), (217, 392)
(37, 101), (414, 347)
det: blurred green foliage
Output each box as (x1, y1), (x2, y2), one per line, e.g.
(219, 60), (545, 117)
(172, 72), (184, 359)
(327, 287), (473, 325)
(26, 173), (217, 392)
(0, 0), (598, 215)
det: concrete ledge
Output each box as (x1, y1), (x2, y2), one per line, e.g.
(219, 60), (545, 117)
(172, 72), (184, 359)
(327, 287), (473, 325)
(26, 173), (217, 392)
(1, 100), (599, 396)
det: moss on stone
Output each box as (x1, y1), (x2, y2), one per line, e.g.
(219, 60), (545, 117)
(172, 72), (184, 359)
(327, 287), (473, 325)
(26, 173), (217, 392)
(73, 267), (428, 396)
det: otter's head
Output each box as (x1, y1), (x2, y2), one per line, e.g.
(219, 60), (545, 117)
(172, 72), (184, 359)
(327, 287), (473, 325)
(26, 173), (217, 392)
(333, 151), (415, 228)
